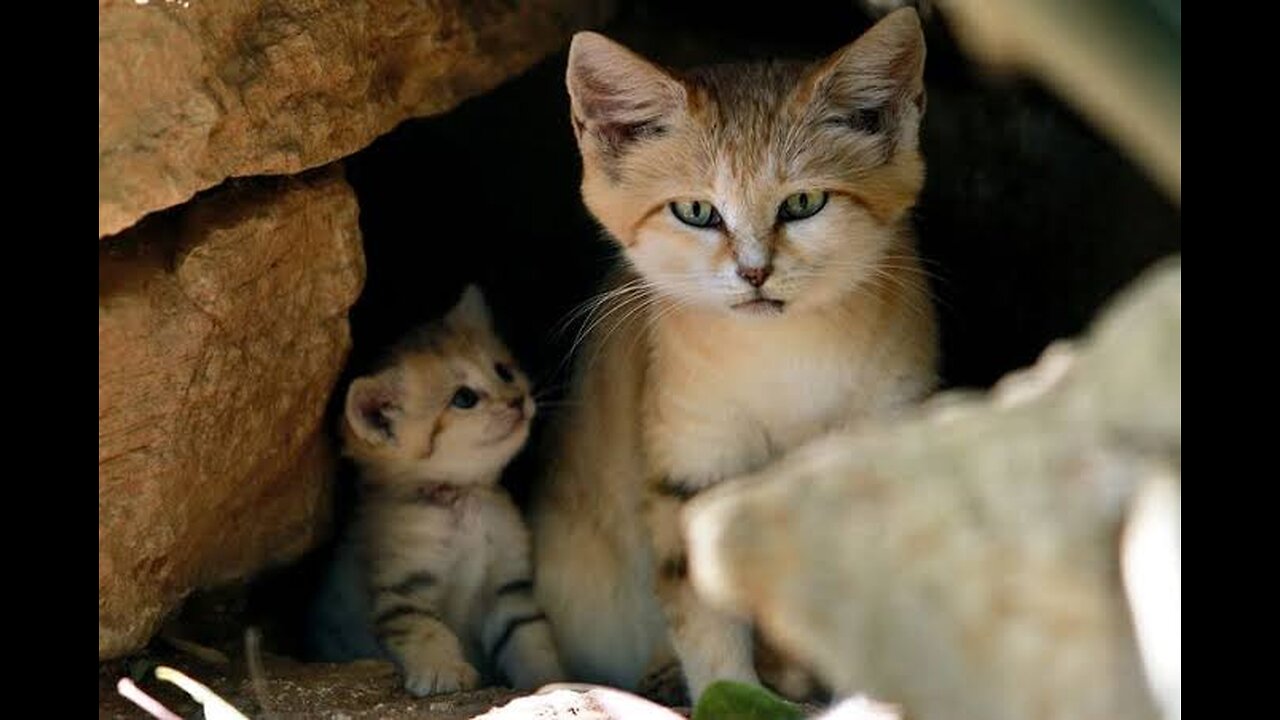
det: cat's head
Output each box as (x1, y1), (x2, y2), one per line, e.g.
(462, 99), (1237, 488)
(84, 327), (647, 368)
(566, 8), (926, 316)
(342, 286), (535, 484)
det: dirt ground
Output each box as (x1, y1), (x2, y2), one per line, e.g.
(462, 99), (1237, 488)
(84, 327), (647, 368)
(98, 646), (533, 719)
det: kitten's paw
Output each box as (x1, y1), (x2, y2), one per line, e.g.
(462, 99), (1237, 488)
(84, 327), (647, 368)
(402, 660), (480, 697)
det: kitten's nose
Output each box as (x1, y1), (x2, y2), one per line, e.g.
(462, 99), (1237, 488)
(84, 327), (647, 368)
(507, 396), (526, 415)
(736, 265), (772, 288)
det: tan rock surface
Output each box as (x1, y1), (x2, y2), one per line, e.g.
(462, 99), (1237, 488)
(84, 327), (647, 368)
(98, 0), (614, 237)
(99, 167), (365, 659)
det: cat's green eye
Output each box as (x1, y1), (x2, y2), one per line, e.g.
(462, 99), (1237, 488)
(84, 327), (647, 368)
(778, 191), (828, 221)
(670, 200), (722, 228)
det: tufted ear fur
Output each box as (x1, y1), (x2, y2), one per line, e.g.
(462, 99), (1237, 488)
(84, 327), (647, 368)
(345, 370), (403, 446)
(804, 8), (926, 159)
(445, 284), (494, 331)
(565, 31), (686, 156)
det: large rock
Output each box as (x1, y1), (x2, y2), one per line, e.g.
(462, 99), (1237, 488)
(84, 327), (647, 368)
(98, 167), (365, 659)
(685, 258), (1180, 720)
(98, 0), (614, 238)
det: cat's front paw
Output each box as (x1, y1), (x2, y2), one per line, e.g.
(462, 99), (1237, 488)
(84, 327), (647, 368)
(402, 659), (481, 697)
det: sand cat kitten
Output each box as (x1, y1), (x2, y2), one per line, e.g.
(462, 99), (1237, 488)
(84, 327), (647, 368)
(310, 286), (564, 696)
(530, 8), (937, 701)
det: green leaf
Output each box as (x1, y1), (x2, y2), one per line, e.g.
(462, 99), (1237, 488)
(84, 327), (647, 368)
(692, 680), (807, 720)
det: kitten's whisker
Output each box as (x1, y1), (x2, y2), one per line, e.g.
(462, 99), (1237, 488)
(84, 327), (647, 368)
(531, 384), (571, 402)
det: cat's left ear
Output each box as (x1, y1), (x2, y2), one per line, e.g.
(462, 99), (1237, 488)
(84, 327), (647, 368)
(566, 32), (685, 155)
(806, 8), (926, 150)
(446, 284), (494, 330)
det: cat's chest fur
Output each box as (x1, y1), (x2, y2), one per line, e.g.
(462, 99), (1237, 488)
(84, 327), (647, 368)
(370, 488), (509, 626)
(643, 306), (918, 486)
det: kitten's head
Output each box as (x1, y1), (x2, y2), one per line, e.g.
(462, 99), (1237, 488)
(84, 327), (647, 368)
(342, 286), (535, 484)
(566, 8), (926, 316)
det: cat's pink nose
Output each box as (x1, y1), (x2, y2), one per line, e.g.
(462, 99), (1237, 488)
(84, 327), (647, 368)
(737, 265), (772, 288)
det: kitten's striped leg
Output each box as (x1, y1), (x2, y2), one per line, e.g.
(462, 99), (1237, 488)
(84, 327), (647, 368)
(373, 572), (479, 696)
(647, 478), (759, 701)
(482, 578), (566, 690)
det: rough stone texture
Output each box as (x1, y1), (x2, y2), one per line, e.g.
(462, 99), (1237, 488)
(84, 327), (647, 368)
(685, 258), (1180, 720)
(99, 167), (365, 660)
(98, 0), (615, 238)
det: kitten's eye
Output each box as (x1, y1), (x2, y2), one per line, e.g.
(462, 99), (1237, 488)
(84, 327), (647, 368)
(670, 200), (722, 228)
(778, 191), (828, 222)
(450, 387), (479, 409)
(494, 362), (515, 383)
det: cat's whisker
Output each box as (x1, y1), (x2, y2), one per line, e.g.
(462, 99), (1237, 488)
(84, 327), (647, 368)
(880, 252), (948, 271)
(566, 287), (659, 372)
(850, 270), (935, 325)
(643, 295), (691, 338)
(559, 282), (654, 348)
(584, 292), (671, 374)
(870, 263), (948, 286)
(867, 263), (955, 313)
(552, 280), (655, 339)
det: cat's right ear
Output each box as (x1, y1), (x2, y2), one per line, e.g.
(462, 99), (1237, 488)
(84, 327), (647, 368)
(566, 32), (685, 155)
(805, 8), (926, 153)
(345, 371), (403, 447)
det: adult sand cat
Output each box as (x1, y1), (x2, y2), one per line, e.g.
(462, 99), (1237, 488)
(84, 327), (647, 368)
(530, 8), (938, 701)
(310, 286), (564, 696)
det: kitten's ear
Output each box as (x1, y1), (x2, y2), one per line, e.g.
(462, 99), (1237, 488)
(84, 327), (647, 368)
(345, 371), (403, 447)
(446, 284), (493, 330)
(807, 8), (926, 147)
(566, 32), (685, 154)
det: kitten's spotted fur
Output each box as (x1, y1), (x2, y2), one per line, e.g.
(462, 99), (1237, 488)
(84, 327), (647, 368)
(531, 9), (937, 701)
(311, 286), (563, 696)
